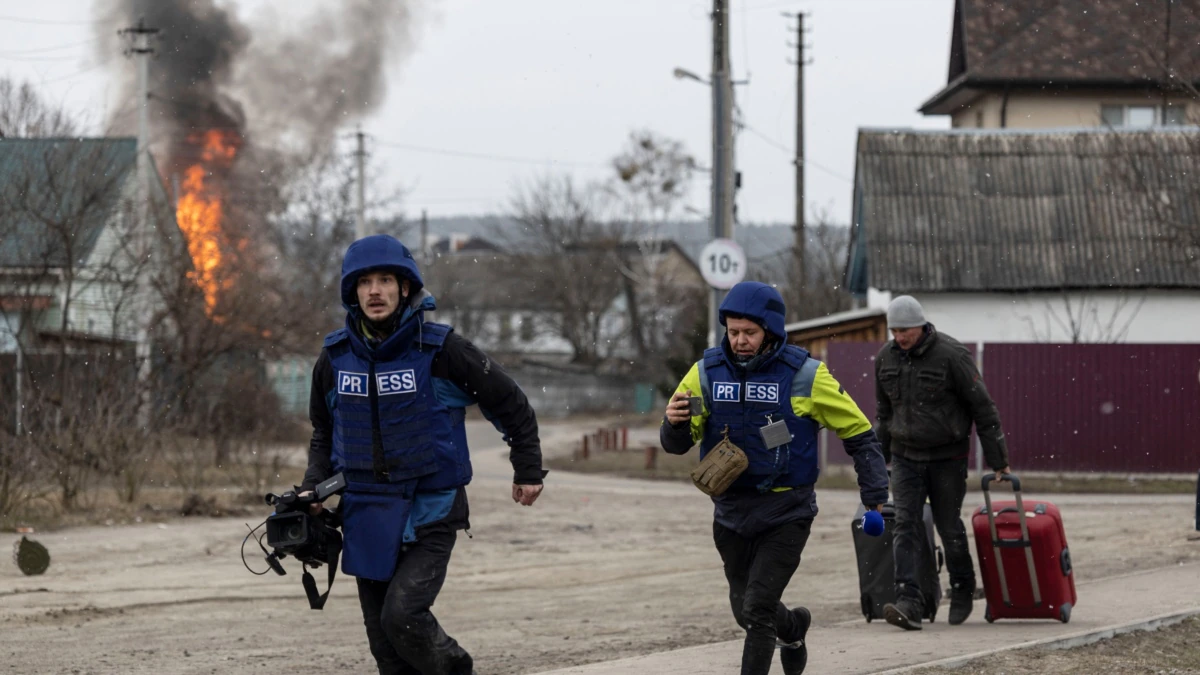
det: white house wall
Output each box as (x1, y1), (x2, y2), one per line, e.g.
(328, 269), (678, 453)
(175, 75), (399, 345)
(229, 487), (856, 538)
(66, 277), (141, 341)
(869, 289), (1200, 343)
(66, 175), (169, 345)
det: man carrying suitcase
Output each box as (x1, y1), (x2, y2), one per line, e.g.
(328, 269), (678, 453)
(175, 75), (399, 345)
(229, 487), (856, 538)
(875, 296), (1010, 630)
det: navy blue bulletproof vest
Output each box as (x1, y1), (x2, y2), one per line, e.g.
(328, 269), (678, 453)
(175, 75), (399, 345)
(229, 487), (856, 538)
(698, 344), (821, 491)
(324, 321), (472, 491)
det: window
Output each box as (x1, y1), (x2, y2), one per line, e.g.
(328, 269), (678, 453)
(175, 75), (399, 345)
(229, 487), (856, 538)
(974, 110), (984, 128)
(498, 314), (512, 344)
(1100, 105), (1124, 127)
(1101, 104), (1187, 127)
(519, 314), (535, 341)
(1127, 106), (1156, 128)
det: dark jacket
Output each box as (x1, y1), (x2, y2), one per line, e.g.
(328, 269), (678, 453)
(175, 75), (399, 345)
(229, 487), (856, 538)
(875, 325), (1008, 470)
(303, 329), (545, 491)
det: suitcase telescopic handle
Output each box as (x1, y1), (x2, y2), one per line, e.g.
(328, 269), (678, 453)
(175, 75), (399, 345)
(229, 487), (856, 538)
(980, 472), (1042, 608)
(981, 472), (1021, 492)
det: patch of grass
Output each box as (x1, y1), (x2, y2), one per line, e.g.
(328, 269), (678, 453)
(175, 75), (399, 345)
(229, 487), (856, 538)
(916, 615), (1200, 675)
(548, 450), (1199, 495)
(0, 444), (298, 533)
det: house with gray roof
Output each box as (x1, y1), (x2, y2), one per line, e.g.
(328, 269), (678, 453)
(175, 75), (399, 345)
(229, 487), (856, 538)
(923, 0), (1200, 130)
(845, 127), (1200, 343)
(0, 137), (183, 356)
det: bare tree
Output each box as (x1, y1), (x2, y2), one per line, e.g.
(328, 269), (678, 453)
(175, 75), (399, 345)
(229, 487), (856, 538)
(756, 209), (853, 321)
(0, 79), (80, 138)
(499, 175), (621, 365)
(1018, 289), (1148, 344)
(0, 135), (151, 510)
(605, 131), (699, 372)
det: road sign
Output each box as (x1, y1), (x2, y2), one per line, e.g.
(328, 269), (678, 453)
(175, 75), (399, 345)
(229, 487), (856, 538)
(699, 238), (746, 289)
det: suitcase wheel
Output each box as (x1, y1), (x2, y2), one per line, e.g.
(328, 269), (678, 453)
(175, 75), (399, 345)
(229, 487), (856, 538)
(984, 605), (994, 623)
(1059, 603), (1071, 624)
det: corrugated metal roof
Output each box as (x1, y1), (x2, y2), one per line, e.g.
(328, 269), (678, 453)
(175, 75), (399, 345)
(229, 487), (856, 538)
(0, 137), (137, 268)
(783, 307), (884, 334)
(848, 128), (1200, 294)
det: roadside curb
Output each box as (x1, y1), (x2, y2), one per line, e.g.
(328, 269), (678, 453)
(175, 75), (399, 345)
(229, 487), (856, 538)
(872, 607), (1200, 674)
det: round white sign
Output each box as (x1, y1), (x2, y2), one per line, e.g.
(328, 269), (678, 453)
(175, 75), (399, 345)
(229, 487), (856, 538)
(698, 238), (747, 289)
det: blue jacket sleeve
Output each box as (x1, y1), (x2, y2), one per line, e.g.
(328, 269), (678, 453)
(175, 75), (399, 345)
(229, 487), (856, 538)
(843, 429), (890, 506)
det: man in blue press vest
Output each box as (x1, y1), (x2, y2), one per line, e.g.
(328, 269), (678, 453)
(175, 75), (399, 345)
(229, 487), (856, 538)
(660, 282), (889, 675)
(299, 234), (546, 675)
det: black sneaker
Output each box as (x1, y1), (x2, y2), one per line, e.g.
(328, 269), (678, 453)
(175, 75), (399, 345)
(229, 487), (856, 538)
(883, 597), (923, 631)
(949, 588), (974, 625)
(778, 606), (811, 675)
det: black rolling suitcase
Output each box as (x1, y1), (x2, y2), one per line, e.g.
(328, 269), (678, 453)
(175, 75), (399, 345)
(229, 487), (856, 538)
(852, 503), (943, 622)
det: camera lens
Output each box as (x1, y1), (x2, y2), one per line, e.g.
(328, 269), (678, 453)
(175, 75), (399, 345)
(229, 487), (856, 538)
(286, 523), (304, 542)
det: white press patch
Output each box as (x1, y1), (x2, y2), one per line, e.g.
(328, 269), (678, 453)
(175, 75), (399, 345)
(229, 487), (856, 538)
(337, 371), (368, 397)
(376, 369), (417, 396)
(712, 382), (741, 403)
(746, 382), (780, 403)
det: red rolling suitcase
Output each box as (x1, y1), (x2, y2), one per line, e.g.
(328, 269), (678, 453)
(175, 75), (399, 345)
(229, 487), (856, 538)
(972, 474), (1076, 623)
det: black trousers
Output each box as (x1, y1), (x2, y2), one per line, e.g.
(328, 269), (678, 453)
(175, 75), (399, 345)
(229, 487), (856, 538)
(892, 455), (976, 609)
(355, 528), (472, 675)
(713, 519), (812, 675)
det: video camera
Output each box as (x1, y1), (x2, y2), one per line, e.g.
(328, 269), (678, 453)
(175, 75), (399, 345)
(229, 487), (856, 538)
(263, 473), (346, 572)
(244, 473), (346, 610)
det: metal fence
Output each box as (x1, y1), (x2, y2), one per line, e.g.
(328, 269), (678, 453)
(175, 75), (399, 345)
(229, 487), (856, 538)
(822, 342), (1200, 475)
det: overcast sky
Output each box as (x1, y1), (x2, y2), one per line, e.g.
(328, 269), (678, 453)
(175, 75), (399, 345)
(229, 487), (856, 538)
(1, 0), (952, 226)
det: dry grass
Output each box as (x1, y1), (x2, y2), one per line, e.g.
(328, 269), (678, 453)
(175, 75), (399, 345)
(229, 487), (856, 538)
(0, 439), (302, 532)
(547, 450), (1199, 495)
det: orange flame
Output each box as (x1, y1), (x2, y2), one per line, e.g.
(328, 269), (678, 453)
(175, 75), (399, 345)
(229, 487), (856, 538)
(176, 130), (238, 313)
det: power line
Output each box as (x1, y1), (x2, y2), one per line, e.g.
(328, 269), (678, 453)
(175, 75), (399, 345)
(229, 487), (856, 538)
(0, 13), (123, 26)
(0, 38), (100, 59)
(0, 52), (86, 63)
(741, 123), (851, 182)
(372, 138), (612, 170)
(37, 58), (112, 85)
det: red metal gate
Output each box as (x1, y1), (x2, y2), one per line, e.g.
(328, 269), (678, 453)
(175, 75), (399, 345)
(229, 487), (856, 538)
(824, 342), (1200, 474)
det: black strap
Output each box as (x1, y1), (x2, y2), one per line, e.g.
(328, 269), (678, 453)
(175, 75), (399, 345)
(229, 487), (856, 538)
(301, 532), (342, 610)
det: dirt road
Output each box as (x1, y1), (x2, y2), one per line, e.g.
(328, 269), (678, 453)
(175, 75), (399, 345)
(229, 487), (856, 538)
(2, 420), (1197, 674)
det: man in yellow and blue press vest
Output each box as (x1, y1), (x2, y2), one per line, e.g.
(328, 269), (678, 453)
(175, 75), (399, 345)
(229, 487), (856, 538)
(661, 281), (888, 675)
(299, 234), (546, 675)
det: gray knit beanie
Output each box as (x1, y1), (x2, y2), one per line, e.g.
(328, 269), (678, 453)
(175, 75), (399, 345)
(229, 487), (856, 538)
(887, 295), (927, 329)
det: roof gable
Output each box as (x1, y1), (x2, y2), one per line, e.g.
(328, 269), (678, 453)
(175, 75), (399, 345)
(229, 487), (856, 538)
(0, 138), (138, 269)
(847, 128), (1200, 294)
(924, 0), (1200, 113)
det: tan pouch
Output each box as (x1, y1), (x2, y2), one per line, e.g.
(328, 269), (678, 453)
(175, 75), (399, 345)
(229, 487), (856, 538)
(690, 428), (749, 496)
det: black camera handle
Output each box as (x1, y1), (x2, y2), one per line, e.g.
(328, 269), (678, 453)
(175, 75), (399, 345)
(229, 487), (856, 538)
(301, 529), (343, 610)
